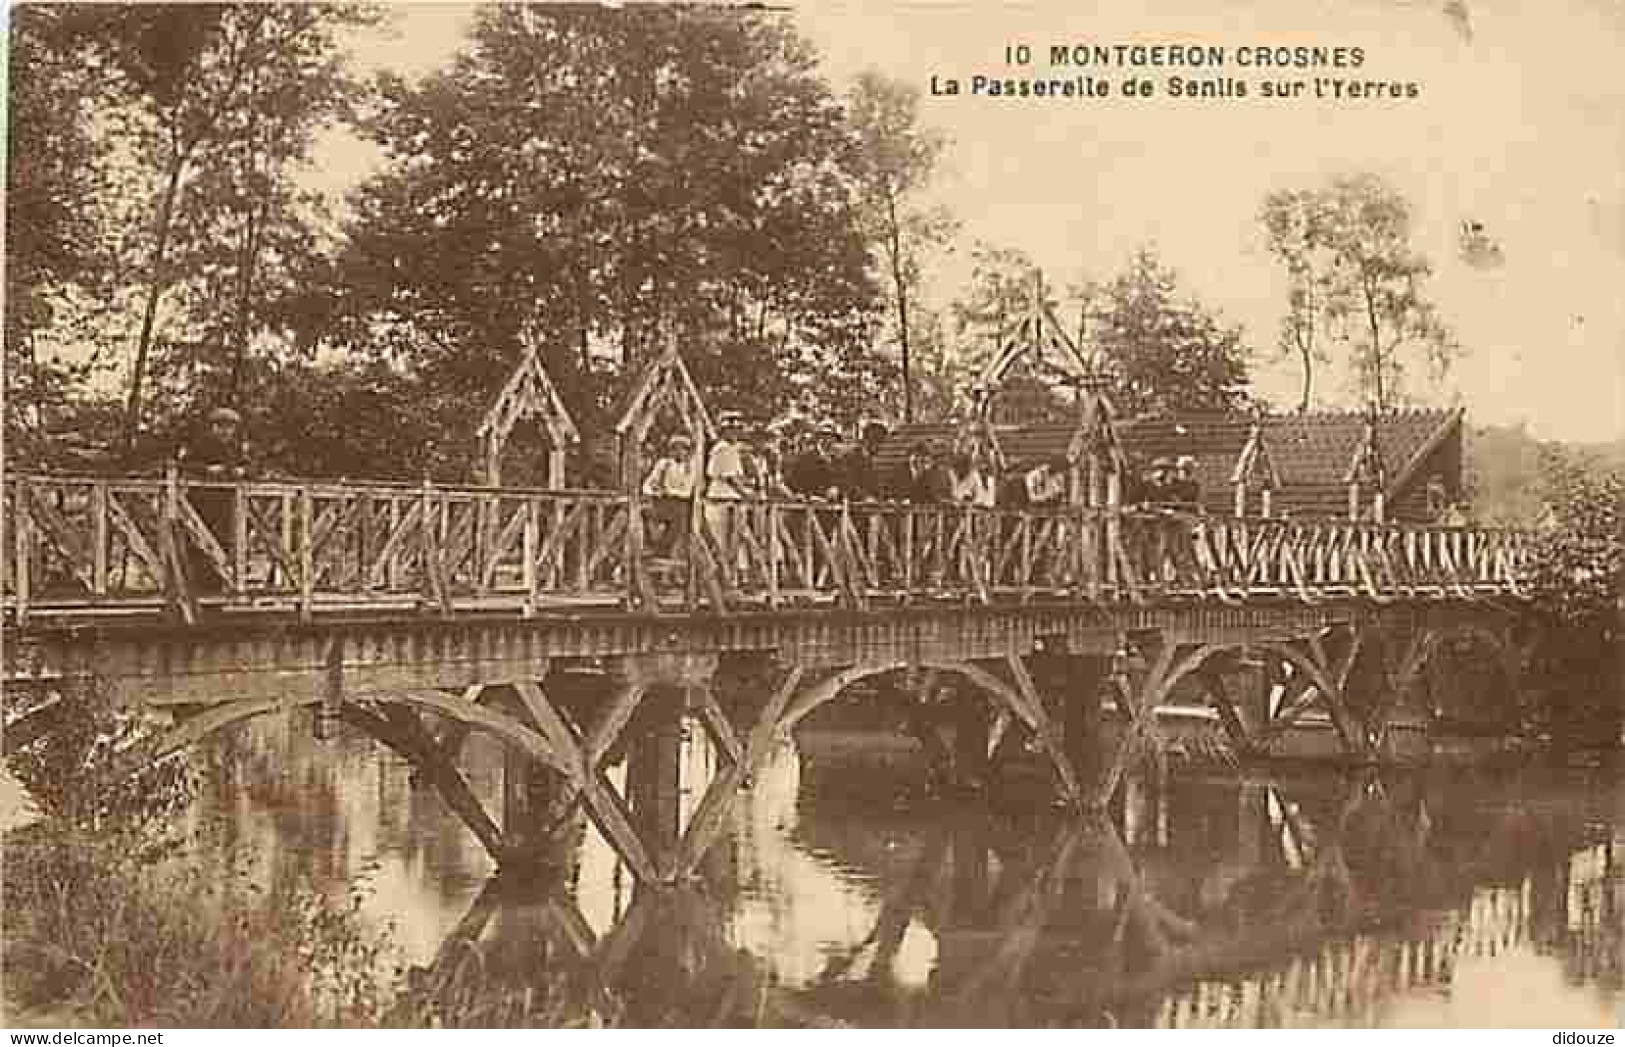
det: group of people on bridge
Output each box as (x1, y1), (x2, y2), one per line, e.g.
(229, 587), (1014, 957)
(640, 414), (1205, 514)
(635, 411), (1209, 560)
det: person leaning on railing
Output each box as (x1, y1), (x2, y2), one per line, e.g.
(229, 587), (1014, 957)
(175, 405), (250, 594)
(641, 431), (698, 559)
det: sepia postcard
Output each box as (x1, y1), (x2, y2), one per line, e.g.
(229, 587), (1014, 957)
(3, 0), (1622, 1031)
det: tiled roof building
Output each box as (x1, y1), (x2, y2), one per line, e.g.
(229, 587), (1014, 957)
(877, 407), (1465, 523)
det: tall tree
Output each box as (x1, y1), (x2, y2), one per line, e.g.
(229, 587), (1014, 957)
(75, 4), (377, 453)
(1075, 248), (1253, 419)
(846, 71), (956, 423)
(4, 6), (114, 462)
(334, 6), (881, 469)
(1262, 173), (1457, 411)
(1260, 187), (1336, 410)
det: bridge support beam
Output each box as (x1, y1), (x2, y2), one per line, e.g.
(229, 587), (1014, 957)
(626, 685), (684, 856)
(1060, 655), (1108, 790)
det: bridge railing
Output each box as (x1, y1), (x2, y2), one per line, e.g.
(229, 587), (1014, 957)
(2, 472), (1535, 622)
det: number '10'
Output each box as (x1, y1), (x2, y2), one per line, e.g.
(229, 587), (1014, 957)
(1006, 44), (1031, 64)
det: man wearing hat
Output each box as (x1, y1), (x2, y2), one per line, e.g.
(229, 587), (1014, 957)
(706, 411), (751, 557)
(642, 431), (698, 557)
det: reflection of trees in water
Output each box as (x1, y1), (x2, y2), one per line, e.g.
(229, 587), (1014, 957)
(278, 716), (1619, 1028)
(392, 763), (1618, 1027)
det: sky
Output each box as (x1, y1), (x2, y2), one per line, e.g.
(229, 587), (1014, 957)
(333, 0), (1625, 444)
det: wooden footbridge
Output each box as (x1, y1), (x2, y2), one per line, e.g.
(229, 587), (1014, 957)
(0, 275), (1549, 890)
(3, 463), (1543, 888)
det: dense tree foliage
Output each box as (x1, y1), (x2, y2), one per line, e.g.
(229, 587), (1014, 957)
(5, 7), (122, 464)
(1523, 450), (1623, 748)
(1082, 248), (1253, 419)
(330, 6), (884, 477)
(942, 245), (1253, 424)
(5, 3), (377, 469)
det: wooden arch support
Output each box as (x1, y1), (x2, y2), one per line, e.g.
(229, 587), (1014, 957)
(1251, 629), (1370, 756)
(767, 657), (1084, 808)
(148, 685), (570, 865)
(477, 345), (580, 488)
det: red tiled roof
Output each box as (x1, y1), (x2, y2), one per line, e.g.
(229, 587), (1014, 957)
(878, 408), (1463, 520)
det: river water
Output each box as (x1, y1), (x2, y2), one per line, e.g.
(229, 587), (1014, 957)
(188, 710), (1624, 1028)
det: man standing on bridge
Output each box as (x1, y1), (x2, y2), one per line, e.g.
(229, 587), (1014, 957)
(706, 411), (751, 562)
(176, 405), (249, 594)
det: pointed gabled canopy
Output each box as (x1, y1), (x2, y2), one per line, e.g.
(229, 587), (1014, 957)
(614, 337), (715, 489)
(972, 270), (1098, 398)
(478, 346), (580, 486)
(1230, 421), (1282, 490)
(959, 270), (1108, 483)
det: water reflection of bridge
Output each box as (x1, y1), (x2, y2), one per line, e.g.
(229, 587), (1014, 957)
(382, 755), (1616, 1028)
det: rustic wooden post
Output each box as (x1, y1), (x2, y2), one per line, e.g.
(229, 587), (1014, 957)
(1105, 467), (1123, 591)
(233, 482), (248, 596)
(280, 491), (295, 589)
(1057, 654), (1107, 796)
(91, 480), (109, 596)
(548, 444), (566, 492)
(502, 730), (565, 859)
(299, 484), (316, 621)
(626, 685), (683, 862)
(13, 476), (29, 624)
(418, 477), (436, 610)
(901, 506), (916, 599)
(162, 461), (197, 623)
(766, 502), (781, 608)
(522, 496), (539, 616)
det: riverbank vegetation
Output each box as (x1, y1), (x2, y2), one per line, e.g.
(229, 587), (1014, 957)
(1521, 449), (1624, 751)
(1, 683), (606, 1027)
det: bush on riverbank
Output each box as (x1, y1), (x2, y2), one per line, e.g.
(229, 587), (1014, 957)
(1522, 449), (1623, 750)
